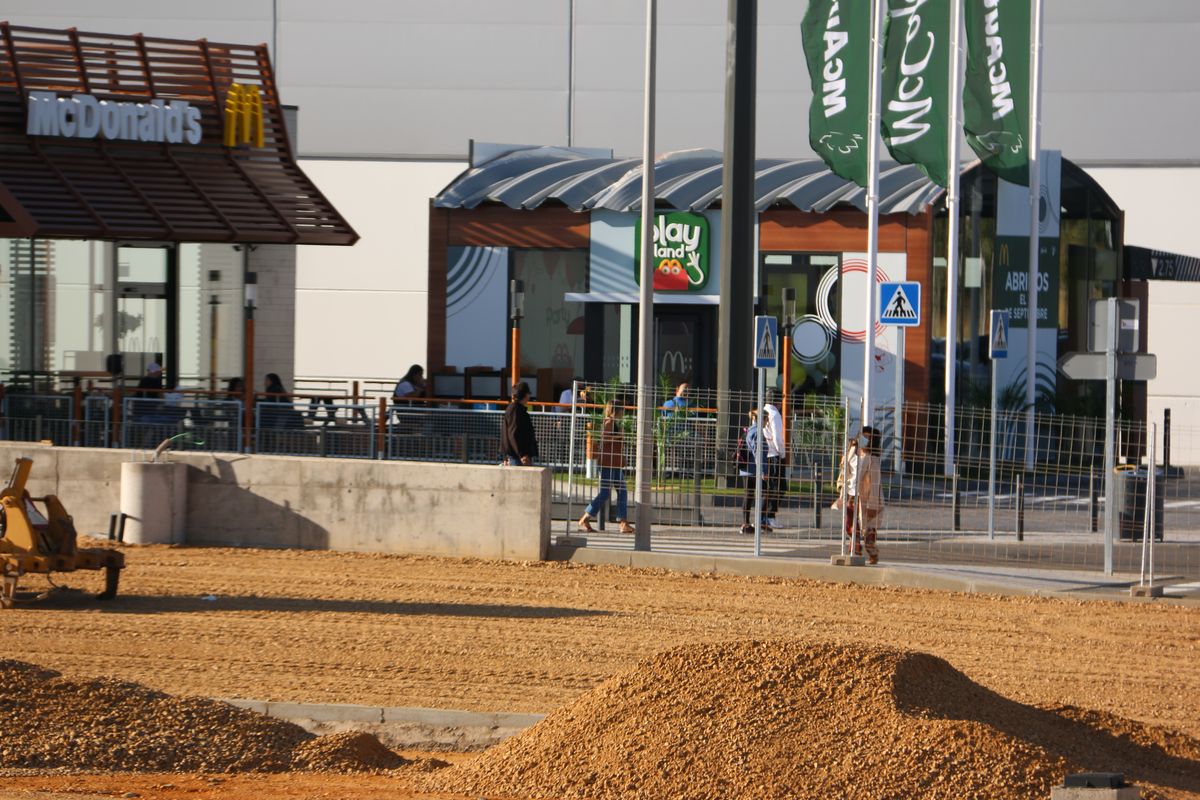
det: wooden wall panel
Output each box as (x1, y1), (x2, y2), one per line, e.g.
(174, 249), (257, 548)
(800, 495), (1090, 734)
(427, 204), (450, 374)
(904, 211), (934, 405)
(759, 209), (909, 252)
(448, 206), (589, 248)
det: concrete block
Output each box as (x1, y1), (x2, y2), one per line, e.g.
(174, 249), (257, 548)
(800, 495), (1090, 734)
(1051, 787), (1140, 800)
(831, 554), (867, 567)
(381, 706), (544, 729)
(0, 443), (551, 563)
(120, 461), (187, 544)
(264, 701), (383, 724)
(1130, 584), (1164, 598)
(221, 698), (269, 714)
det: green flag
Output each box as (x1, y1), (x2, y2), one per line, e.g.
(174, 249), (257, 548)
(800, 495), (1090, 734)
(881, 0), (951, 188)
(962, 0), (1031, 186)
(802, 0), (873, 187)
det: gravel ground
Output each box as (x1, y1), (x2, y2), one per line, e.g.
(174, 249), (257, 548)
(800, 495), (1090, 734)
(0, 541), (1197, 799)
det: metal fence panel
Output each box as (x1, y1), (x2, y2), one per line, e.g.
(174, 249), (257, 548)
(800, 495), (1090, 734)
(255, 401), (375, 458)
(2, 394), (74, 445)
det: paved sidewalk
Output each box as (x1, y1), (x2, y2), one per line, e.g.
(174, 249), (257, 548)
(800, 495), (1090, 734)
(550, 527), (1200, 603)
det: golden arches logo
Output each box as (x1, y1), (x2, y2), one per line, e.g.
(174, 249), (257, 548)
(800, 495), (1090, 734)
(223, 83), (264, 148)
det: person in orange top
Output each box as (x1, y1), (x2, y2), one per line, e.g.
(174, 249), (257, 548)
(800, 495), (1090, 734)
(578, 398), (635, 534)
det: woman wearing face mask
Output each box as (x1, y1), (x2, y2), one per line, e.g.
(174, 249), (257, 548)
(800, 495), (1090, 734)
(831, 425), (883, 564)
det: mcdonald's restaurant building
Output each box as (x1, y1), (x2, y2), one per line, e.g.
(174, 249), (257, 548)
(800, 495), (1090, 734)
(429, 143), (1138, 421)
(0, 23), (355, 396)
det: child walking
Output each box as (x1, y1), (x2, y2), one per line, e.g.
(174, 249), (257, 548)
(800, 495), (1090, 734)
(578, 399), (635, 534)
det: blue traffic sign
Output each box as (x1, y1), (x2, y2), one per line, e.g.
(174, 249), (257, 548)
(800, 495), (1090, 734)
(989, 310), (1010, 359)
(753, 316), (778, 369)
(879, 281), (921, 327)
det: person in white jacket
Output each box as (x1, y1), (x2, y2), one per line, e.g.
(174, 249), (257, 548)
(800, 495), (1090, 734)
(761, 394), (787, 528)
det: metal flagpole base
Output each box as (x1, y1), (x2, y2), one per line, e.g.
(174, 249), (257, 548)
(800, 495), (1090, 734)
(830, 554), (867, 567)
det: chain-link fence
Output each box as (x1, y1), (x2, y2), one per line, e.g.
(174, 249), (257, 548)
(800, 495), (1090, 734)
(3, 380), (1195, 580)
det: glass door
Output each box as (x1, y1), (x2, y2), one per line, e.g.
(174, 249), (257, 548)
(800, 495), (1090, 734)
(115, 245), (170, 380)
(654, 308), (713, 391)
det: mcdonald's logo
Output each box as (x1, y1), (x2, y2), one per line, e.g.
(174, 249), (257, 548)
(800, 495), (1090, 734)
(223, 83), (264, 148)
(660, 349), (688, 375)
(998, 242), (1010, 266)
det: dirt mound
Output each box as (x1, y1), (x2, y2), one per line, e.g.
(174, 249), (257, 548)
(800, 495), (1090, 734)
(434, 640), (1200, 800)
(0, 661), (403, 774)
(292, 731), (408, 772)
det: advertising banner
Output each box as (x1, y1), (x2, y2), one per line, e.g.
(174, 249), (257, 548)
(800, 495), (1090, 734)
(802, 0), (873, 187)
(634, 211), (710, 292)
(963, 0), (1031, 186)
(881, 0), (951, 187)
(991, 150), (1060, 395)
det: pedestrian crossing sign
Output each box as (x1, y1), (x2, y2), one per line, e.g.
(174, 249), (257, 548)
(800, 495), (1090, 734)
(878, 281), (921, 327)
(989, 310), (1010, 359)
(753, 315), (778, 369)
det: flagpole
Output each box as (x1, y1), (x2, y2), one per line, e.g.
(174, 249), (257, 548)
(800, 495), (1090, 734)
(862, 0), (885, 429)
(633, 0), (657, 549)
(1024, 0), (1043, 471)
(943, 0), (963, 477)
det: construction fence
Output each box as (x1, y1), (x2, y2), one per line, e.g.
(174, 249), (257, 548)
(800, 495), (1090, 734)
(1, 383), (1196, 581)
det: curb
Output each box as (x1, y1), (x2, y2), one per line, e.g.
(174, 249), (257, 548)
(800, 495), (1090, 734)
(547, 542), (1200, 604)
(221, 699), (545, 749)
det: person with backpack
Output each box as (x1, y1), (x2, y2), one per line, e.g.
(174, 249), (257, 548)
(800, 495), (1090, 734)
(578, 398), (634, 534)
(739, 409), (771, 534)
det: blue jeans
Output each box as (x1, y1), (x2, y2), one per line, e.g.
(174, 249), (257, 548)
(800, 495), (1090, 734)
(585, 467), (628, 520)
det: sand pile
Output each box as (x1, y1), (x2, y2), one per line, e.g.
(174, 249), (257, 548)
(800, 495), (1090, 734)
(0, 660), (405, 773)
(435, 641), (1200, 800)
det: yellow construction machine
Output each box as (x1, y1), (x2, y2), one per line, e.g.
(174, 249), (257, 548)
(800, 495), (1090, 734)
(0, 457), (124, 609)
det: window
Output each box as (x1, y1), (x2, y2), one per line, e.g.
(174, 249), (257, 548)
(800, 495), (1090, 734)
(510, 249), (587, 378)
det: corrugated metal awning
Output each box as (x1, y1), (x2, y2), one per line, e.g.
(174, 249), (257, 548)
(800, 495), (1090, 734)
(434, 144), (955, 215)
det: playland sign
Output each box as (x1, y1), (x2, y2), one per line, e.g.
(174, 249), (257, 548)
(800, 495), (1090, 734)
(634, 212), (710, 292)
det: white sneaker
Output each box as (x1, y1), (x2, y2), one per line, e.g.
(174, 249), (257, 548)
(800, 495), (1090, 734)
(765, 517), (778, 528)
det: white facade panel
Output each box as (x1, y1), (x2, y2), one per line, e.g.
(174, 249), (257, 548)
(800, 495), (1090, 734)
(292, 160), (462, 380)
(294, 289), (427, 382)
(1146, 281), (1200, 466)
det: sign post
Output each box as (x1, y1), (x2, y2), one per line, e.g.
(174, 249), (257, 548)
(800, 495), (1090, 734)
(987, 310), (1010, 540)
(753, 315), (779, 558)
(879, 281), (921, 474)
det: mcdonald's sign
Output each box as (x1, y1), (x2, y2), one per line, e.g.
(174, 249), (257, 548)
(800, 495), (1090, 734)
(223, 83), (264, 148)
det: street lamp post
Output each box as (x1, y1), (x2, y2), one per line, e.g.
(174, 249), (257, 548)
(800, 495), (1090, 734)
(208, 294), (220, 393)
(781, 287), (796, 449)
(509, 279), (524, 396)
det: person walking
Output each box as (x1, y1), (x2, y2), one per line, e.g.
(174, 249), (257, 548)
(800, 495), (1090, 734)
(739, 409), (771, 534)
(761, 391), (787, 528)
(831, 425), (883, 564)
(501, 381), (539, 466)
(578, 398), (635, 534)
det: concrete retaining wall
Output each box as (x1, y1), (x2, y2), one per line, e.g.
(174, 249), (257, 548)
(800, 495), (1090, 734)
(0, 443), (550, 561)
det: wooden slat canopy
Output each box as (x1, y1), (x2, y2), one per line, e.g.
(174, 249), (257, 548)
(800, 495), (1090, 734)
(0, 23), (357, 245)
